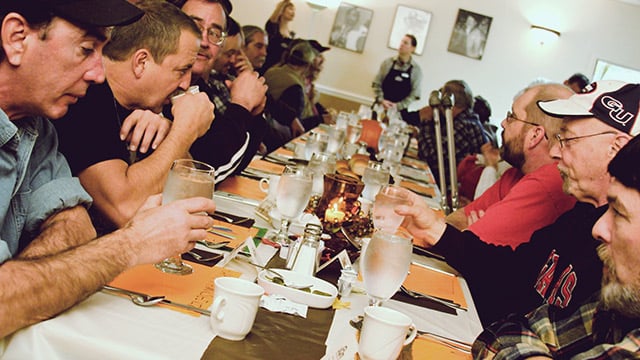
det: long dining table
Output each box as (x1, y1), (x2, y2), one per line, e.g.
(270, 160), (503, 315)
(0, 125), (482, 359)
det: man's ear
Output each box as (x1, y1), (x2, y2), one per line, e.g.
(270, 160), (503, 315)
(527, 126), (546, 149)
(610, 134), (631, 157)
(1, 13), (30, 65)
(132, 49), (151, 78)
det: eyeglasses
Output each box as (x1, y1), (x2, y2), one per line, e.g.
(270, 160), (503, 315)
(554, 131), (617, 149)
(505, 111), (548, 139)
(192, 19), (227, 46)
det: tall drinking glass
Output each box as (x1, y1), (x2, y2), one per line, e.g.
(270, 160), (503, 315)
(360, 230), (413, 306)
(155, 159), (215, 275)
(346, 119), (363, 144)
(361, 161), (390, 201)
(274, 165), (313, 247)
(372, 185), (410, 233)
(304, 132), (329, 161)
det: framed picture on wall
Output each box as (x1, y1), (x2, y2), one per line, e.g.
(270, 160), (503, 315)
(593, 59), (640, 83)
(447, 9), (492, 60)
(387, 5), (432, 56)
(328, 3), (373, 53)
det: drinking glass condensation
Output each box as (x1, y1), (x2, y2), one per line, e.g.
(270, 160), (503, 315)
(360, 229), (413, 306)
(372, 184), (410, 233)
(325, 126), (346, 154)
(155, 159), (215, 275)
(304, 132), (329, 161)
(307, 152), (336, 196)
(274, 165), (313, 246)
(346, 119), (363, 144)
(361, 161), (390, 201)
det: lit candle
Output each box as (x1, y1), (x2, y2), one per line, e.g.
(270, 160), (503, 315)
(325, 198), (346, 223)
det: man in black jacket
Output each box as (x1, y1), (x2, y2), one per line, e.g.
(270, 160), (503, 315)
(396, 81), (640, 325)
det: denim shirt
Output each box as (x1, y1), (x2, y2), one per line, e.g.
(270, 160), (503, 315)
(0, 109), (92, 263)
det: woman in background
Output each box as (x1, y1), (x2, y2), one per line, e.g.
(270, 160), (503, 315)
(263, 0), (296, 73)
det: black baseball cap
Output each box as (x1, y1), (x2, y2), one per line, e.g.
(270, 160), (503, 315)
(308, 39), (330, 54)
(6, 0), (144, 27)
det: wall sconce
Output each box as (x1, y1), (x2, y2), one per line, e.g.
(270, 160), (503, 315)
(530, 25), (561, 45)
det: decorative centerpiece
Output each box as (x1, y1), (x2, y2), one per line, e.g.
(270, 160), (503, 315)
(314, 173), (364, 231)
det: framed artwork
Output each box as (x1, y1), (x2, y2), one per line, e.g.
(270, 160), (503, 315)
(387, 5), (432, 56)
(447, 9), (493, 60)
(328, 3), (374, 53)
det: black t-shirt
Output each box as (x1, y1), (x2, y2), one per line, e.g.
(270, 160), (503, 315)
(433, 202), (606, 326)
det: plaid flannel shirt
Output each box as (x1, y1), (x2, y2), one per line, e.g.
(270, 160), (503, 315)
(473, 292), (640, 359)
(417, 110), (486, 185)
(206, 71), (232, 115)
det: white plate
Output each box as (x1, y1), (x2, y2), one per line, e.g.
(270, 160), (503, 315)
(257, 269), (337, 309)
(269, 210), (322, 235)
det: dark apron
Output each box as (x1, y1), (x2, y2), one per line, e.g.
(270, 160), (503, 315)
(381, 60), (413, 103)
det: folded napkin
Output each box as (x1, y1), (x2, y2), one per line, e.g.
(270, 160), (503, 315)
(402, 263), (467, 309)
(216, 176), (267, 201)
(109, 262), (241, 316)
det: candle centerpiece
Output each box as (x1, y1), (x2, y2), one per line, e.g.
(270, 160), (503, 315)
(314, 173), (364, 231)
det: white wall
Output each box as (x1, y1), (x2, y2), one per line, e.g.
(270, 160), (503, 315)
(231, 0), (640, 128)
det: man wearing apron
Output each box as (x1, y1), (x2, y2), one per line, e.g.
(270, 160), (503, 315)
(372, 34), (423, 116)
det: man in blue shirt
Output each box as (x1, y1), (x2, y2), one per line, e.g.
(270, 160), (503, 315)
(0, 0), (216, 338)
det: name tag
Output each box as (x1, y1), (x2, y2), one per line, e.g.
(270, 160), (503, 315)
(401, 72), (410, 78)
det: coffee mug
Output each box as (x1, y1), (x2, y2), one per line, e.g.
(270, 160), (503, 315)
(259, 175), (280, 199)
(358, 306), (417, 360)
(210, 277), (264, 341)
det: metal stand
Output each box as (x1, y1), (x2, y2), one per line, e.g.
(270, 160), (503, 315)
(429, 90), (459, 214)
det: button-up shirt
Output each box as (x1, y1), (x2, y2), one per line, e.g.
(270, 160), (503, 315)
(0, 109), (92, 263)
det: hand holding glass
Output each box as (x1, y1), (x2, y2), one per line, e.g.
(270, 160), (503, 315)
(372, 185), (410, 233)
(155, 159), (215, 275)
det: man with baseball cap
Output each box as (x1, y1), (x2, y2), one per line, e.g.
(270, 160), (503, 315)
(0, 0), (216, 337)
(473, 132), (640, 359)
(395, 80), (640, 325)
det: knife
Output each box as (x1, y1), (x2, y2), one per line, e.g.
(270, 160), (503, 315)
(160, 299), (211, 316)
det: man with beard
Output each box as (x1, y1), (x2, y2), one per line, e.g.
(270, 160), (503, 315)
(446, 83), (576, 249)
(396, 81), (640, 325)
(242, 25), (268, 73)
(472, 133), (640, 359)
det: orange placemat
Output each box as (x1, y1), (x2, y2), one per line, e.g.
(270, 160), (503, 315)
(401, 181), (436, 198)
(217, 176), (266, 201)
(248, 158), (285, 175)
(403, 263), (468, 309)
(207, 220), (259, 249)
(409, 336), (471, 360)
(402, 157), (429, 171)
(109, 262), (241, 315)
(274, 147), (294, 157)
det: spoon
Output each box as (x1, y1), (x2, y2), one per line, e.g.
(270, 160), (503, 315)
(247, 262), (313, 290)
(187, 251), (222, 262)
(103, 285), (165, 306)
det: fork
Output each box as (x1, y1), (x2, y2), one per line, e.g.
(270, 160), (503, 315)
(400, 285), (466, 311)
(187, 251), (222, 262)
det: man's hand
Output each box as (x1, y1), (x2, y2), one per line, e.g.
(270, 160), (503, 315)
(228, 70), (268, 114)
(171, 92), (215, 139)
(467, 209), (485, 226)
(121, 195), (216, 267)
(233, 52), (253, 75)
(418, 105), (434, 122)
(120, 110), (171, 153)
(481, 142), (501, 168)
(394, 189), (447, 248)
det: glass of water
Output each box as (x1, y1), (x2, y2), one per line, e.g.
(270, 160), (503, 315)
(274, 165), (313, 246)
(155, 159), (215, 275)
(360, 229), (413, 306)
(361, 161), (390, 201)
(372, 184), (410, 233)
(304, 132), (329, 161)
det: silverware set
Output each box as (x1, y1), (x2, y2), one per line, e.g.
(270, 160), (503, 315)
(399, 285), (466, 311)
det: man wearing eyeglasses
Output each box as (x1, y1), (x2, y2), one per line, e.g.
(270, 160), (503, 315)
(447, 83), (576, 249)
(54, 0), (215, 234)
(397, 80), (640, 326)
(175, 0), (268, 183)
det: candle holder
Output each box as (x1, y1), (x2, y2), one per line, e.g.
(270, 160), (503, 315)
(315, 173), (364, 231)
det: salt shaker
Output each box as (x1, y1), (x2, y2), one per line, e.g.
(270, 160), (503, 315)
(337, 268), (358, 298)
(289, 223), (323, 276)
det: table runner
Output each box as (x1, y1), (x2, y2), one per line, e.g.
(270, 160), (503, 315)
(201, 307), (334, 359)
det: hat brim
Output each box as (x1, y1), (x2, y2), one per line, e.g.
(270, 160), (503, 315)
(55, 0), (144, 27)
(537, 98), (594, 118)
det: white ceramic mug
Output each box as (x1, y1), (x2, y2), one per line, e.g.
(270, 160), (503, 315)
(259, 175), (280, 199)
(210, 277), (264, 341)
(358, 306), (417, 360)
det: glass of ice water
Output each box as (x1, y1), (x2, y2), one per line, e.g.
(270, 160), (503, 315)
(360, 229), (413, 306)
(372, 184), (410, 233)
(274, 165), (313, 247)
(155, 159), (215, 275)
